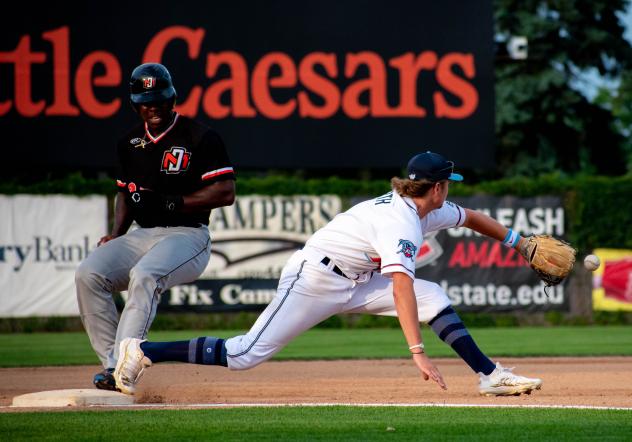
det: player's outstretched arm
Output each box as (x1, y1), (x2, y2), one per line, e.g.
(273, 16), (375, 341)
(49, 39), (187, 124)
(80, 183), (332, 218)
(462, 209), (576, 286)
(462, 208), (529, 251)
(461, 208), (513, 242)
(392, 272), (447, 390)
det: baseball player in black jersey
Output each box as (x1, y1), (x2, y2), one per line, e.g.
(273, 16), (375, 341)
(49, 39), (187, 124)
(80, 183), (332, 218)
(75, 63), (236, 391)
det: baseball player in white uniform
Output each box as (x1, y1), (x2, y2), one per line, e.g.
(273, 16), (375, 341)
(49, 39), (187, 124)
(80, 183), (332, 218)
(113, 151), (543, 397)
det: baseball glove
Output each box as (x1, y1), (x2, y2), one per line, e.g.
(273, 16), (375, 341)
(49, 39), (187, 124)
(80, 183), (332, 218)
(518, 235), (577, 286)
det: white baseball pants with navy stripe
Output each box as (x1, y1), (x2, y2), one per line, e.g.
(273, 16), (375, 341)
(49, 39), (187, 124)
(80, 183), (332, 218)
(225, 247), (451, 370)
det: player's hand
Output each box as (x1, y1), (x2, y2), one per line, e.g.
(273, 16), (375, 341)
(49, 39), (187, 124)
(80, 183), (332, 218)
(98, 235), (116, 246)
(126, 183), (183, 213)
(412, 352), (447, 390)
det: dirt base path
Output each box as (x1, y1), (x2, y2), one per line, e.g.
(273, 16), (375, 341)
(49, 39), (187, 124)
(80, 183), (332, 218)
(2, 357), (631, 409)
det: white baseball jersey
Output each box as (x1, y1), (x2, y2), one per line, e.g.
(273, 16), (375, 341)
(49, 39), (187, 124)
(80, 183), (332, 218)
(225, 190), (465, 370)
(305, 190), (466, 280)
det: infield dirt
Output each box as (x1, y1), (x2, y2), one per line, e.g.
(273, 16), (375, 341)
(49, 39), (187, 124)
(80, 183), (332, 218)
(1, 357), (631, 410)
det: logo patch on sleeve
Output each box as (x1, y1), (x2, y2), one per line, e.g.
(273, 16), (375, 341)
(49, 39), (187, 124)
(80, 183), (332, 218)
(397, 239), (417, 260)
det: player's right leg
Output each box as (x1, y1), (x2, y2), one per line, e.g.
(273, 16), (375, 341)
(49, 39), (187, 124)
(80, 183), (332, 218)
(75, 229), (153, 384)
(113, 225), (211, 364)
(114, 249), (352, 394)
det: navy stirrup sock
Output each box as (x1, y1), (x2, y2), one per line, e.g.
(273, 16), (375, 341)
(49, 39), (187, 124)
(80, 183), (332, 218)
(140, 340), (189, 363)
(140, 337), (227, 367)
(428, 306), (496, 375)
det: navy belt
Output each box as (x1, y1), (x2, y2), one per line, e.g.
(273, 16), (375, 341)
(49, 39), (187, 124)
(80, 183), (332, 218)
(321, 257), (348, 278)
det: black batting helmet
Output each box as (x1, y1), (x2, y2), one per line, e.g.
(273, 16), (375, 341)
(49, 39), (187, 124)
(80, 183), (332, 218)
(129, 63), (177, 105)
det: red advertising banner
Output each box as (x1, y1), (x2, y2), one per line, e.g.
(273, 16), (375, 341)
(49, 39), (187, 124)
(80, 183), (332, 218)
(592, 249), (632, 311)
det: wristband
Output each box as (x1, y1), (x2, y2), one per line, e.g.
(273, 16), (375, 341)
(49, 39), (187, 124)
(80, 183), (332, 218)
(409, 343), (425, 353)
(502, 229), (520, 248)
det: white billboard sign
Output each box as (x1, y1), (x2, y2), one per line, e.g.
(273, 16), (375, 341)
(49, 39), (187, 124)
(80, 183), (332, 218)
(0, 195), (107, 317)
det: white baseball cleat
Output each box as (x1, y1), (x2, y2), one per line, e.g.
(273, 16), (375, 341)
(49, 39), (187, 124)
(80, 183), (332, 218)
(478, 362), (542, 396)
(114, 338), (152, 395)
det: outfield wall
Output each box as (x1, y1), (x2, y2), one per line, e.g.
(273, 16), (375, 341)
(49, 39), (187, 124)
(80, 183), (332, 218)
(1, 193), (605, 318)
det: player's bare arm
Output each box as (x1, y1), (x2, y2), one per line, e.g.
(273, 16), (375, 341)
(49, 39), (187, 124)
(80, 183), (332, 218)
(392, 272), (447, 390)
(462, 208), (527, 251)
(181, 179), (236, 213)
(98, 193), (134, 246)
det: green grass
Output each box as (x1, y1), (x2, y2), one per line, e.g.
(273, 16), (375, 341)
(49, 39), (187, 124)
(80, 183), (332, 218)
(1, 326), (631, 367)
(1, 406), (631, 441)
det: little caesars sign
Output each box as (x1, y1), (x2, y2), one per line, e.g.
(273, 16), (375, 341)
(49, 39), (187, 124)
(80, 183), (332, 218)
(161, 195), (341, 312)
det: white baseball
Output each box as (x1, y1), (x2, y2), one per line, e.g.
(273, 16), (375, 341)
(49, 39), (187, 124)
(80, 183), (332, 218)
(584, 254), (600, 271)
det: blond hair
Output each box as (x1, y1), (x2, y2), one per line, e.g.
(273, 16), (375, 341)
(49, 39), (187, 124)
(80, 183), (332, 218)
(390, 177), (435, 197)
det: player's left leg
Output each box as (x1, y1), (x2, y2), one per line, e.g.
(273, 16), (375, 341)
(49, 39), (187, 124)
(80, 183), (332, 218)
(145, 250), (352, 368)
(114, 249), (352, 394)
(114, 225), (211, 361)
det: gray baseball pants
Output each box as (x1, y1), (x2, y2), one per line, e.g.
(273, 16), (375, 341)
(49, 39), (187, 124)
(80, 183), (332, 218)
(76, 225), (211, 369)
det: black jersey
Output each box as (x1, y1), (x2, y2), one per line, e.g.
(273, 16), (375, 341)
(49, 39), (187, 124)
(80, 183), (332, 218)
(115, 113), (235, 228)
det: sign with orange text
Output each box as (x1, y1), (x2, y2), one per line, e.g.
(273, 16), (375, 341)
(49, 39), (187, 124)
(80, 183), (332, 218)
(1, 1), (494, 175)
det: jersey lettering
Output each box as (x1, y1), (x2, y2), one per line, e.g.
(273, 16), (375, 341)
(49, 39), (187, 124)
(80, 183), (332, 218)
(374, 191), (393, 205)
(161, 147), (191, 174)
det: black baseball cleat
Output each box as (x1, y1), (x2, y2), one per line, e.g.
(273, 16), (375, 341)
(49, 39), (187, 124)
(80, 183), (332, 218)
(93, 368), (120, 391)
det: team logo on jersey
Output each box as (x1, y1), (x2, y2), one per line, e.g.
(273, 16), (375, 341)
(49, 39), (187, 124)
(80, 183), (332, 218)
(161, 147), (191, 174)
(397, 239), (417, 260)
(130, 137), (142, 145)
(142, 77), (156, 89)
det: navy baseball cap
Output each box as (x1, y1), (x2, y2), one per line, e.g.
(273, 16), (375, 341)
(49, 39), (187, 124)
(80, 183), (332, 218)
(407, 151), (464, 182)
